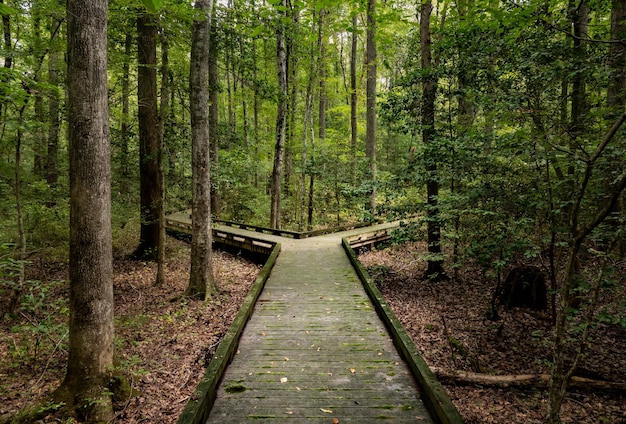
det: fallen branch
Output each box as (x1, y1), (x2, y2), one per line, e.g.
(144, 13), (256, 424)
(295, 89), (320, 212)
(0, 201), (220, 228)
(431, 368), (626, 391)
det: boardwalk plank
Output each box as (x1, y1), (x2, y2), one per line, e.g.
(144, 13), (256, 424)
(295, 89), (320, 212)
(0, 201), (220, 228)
(203, 233), (434, 423)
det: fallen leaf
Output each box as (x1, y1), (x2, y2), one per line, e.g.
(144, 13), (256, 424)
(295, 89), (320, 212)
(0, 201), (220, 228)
(320, 408), (333, 414)
(280, 377), (288, 383)
(350, 368), (356, 373)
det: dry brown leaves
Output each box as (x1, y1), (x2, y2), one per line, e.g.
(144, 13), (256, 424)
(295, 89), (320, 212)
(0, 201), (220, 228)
(359, 242), (626, 424)
(0, 238), (260, 423)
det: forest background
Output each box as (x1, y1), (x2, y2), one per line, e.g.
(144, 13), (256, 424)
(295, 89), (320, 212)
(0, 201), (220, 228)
(1, 0), (625, 423)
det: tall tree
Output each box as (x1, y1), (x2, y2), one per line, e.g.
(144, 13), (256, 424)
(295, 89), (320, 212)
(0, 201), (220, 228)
(135, 10), (164, 262)
(55, 0), (114, 420)
(350, 9), (358, 180)
(270, 0), (288, 229)
(119, 32), (132, 195)
(188, 0), (216, 300)
(209, 9), (220, 218)
(366, 0), (377, 216)
(608, 0), (626, 117)
(46, 16), (62, 187)
(420, 0), (445, 279)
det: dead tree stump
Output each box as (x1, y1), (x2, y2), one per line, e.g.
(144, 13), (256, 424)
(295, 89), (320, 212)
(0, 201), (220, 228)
(500, 266), (548, 310)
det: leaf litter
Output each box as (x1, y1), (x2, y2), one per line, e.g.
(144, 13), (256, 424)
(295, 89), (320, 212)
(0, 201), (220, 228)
(359, 241), (626, 424)
(0, 237), (260, 423)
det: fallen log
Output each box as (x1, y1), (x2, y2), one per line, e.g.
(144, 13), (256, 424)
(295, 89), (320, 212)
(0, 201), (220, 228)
(431, 368), (626, 391)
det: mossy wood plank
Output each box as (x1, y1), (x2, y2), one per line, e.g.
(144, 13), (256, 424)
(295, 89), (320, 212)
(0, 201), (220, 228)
(205, 235), (433, 423)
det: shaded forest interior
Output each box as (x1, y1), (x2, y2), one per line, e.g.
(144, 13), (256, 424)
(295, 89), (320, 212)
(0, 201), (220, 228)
(1, 0), (626, 423)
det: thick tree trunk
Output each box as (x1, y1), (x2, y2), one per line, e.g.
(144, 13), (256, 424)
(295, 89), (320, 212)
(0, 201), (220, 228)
(135, 11), (163, 261)
(58, 1), (114, 420)
(366, 0), (377, 217)
(420, 0), (445, 280)
(188, 0), (216, 300)
(270, 0), (288, 230)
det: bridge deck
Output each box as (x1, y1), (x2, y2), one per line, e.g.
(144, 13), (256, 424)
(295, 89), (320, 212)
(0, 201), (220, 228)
(166, 214), (438, 423)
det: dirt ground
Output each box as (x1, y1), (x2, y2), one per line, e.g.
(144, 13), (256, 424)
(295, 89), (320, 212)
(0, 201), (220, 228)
(359, 241), (626, 424)
(2, 237), (625, 423)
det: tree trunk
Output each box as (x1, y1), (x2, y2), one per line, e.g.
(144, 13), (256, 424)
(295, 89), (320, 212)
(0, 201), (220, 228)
(350, 11), (358, 182)
(420, 0), (445, 280)
(135, 11), (163, 261)
(605, 0), (626, 254)
(188, 0), (216, 300)
(119, 33), (132, 195)
(32, 11), (45, 178)
(57, 1), (114, 420)
(156, 28), (169, 287)
(270, 0), (288, 230)
(432, 368), (626, 391)
(608, 0), (626, 114)
(209, 11), (220, 218)
(366, 0), (377, 217)
(0, 0), (11, 120)
(46, 17), (61, 188)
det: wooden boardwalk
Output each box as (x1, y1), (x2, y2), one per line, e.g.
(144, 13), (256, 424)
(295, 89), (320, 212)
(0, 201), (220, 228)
(167, 215), (444, 423)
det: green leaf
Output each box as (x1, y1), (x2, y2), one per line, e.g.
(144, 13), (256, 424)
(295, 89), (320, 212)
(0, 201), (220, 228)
(0, 4), (19, 16)
(141, 0), (161, 13)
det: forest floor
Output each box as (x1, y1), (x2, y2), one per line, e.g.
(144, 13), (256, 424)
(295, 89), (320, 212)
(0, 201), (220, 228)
(359, 242), (626, 424)
(0, 237), (261, 423)
(2, 237), (625, 423)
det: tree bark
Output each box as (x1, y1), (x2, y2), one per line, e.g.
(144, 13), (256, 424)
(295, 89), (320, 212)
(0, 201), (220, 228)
(209, 11), (220, 218)
(350, 11), (358, 182)
(57, 1), (114, 420)
(46, 16), (61, 188)
(420, 0), (445, 280)
(432, 368), (626, 391)
(270, 0), (288, 230)
(0, 0), (11, 119)
(188, 0), (216, 300)
(135, 11), (163, 261)
(366, 0), (377, 217)
(119, 32), (132, 195)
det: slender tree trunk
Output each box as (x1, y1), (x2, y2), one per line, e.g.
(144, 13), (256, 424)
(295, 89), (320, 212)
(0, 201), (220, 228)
(253, 34), (260, 189)
(188, 0), (216, 300)
(0, 0), (11, 120)
(606, 0), (626, 254)
(57, 1), (114, 420)
(155, 28), (169, 286)
(119, 32), (132, 195)
(46, 17), (61, 188)
(608, 0), (626, 114)
(270, 0), (288, 230)
(366, 0), (377, 217)
(350, 11), (358, 182)
(135, 11), (163, 261)
(209, 11), (220, 218)
(32, 11), (45, 178)
(318, 8), (326, 142)
(420, 0), (445, 280)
